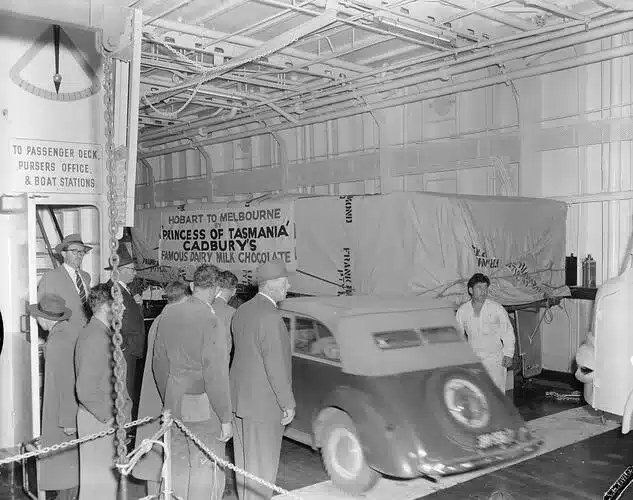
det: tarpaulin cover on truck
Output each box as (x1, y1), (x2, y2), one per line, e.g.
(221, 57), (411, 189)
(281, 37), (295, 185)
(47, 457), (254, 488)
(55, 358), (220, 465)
(134, 191), (568, 306)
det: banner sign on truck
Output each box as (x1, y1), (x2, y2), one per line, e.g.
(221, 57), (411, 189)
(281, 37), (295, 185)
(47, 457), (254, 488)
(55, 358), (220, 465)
(159, 202), (296, 272)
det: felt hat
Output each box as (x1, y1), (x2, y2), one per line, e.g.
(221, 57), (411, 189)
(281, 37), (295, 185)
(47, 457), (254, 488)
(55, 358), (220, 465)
(55, 234), (92, 254)
(255, 259), (290, 283)
(28, 294), (72, 322)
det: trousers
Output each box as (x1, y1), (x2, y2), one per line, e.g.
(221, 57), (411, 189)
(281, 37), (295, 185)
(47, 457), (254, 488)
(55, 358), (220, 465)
(77, 407), (118, 500)
(479, 350), (507, 393)
(233, 416), (284, 500)
(171, 413), (226, 500)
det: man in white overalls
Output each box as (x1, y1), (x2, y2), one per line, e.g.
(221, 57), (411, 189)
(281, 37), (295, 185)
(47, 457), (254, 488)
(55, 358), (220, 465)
(456, 273), (515, 393)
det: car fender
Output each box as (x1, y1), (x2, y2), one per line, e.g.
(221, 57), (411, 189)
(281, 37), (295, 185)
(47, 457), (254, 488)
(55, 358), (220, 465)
(313, 386), (418, 477)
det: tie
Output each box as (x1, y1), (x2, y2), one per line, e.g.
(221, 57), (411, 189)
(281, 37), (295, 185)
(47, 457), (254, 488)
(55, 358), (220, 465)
(75, 272), (88, 309)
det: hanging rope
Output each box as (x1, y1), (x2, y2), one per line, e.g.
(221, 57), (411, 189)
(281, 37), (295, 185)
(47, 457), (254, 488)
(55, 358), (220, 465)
(102, 51), (130, 497)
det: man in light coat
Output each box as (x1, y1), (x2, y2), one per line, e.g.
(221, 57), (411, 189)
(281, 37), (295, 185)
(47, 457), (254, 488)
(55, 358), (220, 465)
(153, 265), (233, 500)
(230, 259), (296, 500)
(38, 234), (92, 329)
(28, 294), (80, 500)
(455, 273), (515, 392)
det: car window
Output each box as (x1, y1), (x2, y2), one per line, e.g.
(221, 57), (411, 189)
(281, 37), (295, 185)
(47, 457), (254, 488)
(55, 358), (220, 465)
(420, 326), (461, 343)
(373, 326), (461, 350)
(294, 316), (340, 363)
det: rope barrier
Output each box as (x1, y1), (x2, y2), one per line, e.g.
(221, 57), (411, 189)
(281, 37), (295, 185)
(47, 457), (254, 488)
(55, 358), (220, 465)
(172, 418), (302, 500)
(2, 412), (303, 500)
(0, 415), (158, 466)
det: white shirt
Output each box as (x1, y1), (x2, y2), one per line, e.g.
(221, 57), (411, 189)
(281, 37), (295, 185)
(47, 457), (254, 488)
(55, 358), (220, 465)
(455, 299), (515, 358)
(63, 263), (88, 295)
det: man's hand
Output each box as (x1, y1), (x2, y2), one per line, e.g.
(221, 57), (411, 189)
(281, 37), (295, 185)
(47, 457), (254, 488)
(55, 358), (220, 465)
(281, 407), (295, 426)
(219, 422), (233, 442)
(502, 356), (514, 368)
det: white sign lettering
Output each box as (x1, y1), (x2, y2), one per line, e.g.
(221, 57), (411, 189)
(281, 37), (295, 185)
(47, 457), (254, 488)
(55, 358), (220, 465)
(159, 203), (297, 272)
(10, 138), (102, 194)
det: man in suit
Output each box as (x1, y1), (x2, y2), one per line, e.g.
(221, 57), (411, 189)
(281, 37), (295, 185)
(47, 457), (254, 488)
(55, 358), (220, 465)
(230, 259), (296, 500)
(133, 280), (191, 496)
(153, 264), (233, 500)
(28, 294), (80, 500)
(214, 270), (238, 358)
(75, 283), (132, 500)
(105, 243), (146, 420)
(38, 234), (92, 330)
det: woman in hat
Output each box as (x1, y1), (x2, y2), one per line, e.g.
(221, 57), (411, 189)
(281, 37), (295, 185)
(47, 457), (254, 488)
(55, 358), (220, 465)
(28, 294), (80, 500)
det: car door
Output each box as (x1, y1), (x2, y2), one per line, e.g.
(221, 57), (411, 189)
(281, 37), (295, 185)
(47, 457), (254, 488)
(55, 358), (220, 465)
(283, 314), (342, 446)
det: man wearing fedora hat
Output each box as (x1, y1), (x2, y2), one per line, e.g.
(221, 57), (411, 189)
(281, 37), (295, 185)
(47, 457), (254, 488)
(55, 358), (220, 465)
(105, 242), (147, 421)
(28, 294), (80, 500)
(230, 258), (296, 500)
(38, 233), (92, 330)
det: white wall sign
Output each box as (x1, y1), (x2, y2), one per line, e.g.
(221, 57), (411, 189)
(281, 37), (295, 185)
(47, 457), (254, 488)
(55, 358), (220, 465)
(10, 138), (103, 194)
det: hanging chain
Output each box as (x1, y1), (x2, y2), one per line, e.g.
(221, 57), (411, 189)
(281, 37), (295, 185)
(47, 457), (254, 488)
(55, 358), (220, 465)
(102, 52), (128, 468)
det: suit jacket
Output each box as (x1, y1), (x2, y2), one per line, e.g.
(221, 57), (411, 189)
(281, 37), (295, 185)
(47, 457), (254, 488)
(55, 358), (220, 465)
(38, 265), (91, 329)
(152, 297), (232, 423)
(230, 293), (295, 422)
(75, 317), (132, 423)
(213, 297), (235, 356)
(109, 281), (145, 359)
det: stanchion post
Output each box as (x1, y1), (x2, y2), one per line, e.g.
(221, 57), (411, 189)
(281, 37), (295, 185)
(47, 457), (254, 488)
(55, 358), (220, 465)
(119, 470), (128, 500)
(163, 410), (173, 500)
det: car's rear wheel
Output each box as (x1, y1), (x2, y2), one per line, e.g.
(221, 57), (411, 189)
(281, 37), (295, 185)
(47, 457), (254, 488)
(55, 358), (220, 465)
(321, 411), (379, 494)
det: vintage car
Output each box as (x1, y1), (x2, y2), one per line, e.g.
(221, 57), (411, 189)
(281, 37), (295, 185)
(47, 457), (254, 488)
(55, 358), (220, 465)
(278, 295), (542, 494)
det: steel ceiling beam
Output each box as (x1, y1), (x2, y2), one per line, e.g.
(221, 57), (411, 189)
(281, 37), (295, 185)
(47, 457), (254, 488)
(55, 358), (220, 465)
(144, 7), (341, 105)
(436, 0), (514, 25)
(148, 18), (372, 73)
(189, 0), (251, 24)
(141, 42), (331, 85)
(440, 0), (535, 30)
(522, 0), (589, 22)
(139, 42), (633, 158)
(143, 0), (194, 26)
(138, 11), (633, 144)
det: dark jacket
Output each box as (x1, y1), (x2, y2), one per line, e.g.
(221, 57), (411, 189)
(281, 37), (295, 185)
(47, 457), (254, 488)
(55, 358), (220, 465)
(230, 293), (295, 423)
(108, 280), (145, 359)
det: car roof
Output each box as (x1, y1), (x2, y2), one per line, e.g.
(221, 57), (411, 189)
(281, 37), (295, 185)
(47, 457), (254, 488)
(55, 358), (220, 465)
(279, 294), (456, 324)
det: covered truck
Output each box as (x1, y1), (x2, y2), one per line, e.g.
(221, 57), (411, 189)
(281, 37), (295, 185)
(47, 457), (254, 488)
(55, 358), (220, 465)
(133, 191), (569, 307)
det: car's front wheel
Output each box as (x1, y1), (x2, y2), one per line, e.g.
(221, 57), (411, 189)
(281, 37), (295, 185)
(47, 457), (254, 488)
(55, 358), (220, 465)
(321, 411), (379, 494)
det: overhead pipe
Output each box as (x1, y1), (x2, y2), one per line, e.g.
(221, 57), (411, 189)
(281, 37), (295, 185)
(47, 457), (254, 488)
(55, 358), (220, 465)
(139, 42), (633, 159)
(148, 18), (370, 74)
(289, 17), (633, 111)
(140, 13), (633, 146)
(139, 7), (595, 143)
(138, 12), (594, 143)
(139, 10), (633, 144)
